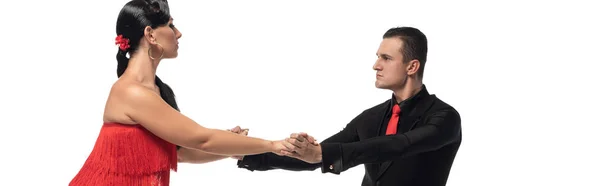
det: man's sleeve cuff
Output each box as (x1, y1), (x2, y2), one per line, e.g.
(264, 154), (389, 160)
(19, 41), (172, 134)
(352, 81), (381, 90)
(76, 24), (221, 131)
(236, 154), (263, 171)
(320, 143), (343, 174)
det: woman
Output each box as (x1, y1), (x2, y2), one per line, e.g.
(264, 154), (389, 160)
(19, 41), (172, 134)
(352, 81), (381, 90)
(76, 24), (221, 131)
(69, 0), (290, 185)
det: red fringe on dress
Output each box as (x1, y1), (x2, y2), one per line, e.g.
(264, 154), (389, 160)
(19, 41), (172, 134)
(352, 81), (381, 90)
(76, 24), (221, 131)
(69, 123), (178, 186)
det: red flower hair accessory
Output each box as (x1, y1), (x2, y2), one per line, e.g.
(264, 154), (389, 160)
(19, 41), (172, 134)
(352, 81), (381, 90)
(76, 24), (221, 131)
(115, 35), (130, 51)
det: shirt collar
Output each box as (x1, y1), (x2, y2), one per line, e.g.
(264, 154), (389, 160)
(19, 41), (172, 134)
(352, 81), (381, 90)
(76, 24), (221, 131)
(390, 84), (429, 111)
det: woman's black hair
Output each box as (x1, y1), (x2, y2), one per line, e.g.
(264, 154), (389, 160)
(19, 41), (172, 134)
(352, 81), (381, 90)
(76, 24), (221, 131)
(115, 0), (179, 111)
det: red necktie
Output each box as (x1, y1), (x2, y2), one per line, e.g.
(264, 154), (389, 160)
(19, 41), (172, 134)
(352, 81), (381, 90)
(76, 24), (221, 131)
(385, 104), (401, 135)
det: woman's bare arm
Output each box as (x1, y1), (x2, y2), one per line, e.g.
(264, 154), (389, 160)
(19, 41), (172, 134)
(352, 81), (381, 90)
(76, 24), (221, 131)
(178, 127), (248, 164)
(177, 148), (229, 164)
(119, 84), (287, 156)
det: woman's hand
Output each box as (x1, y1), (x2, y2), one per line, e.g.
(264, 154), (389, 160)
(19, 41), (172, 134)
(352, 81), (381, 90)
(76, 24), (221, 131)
(270, 140), (295, 156)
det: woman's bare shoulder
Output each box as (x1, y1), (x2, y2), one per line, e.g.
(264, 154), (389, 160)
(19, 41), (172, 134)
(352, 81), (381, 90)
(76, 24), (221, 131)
(110, 80), (157, 99)
(103, 80), (158, 124)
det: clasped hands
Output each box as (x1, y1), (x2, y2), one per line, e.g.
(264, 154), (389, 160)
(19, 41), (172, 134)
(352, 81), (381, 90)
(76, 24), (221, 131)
(227, 126), (322, 164)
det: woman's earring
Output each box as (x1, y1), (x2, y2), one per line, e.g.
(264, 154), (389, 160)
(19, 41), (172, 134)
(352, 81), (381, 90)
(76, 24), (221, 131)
(149, 43), (164, 60)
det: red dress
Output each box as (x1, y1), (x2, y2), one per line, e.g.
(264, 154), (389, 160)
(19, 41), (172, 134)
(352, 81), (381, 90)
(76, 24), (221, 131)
(69, 122), (178, 186)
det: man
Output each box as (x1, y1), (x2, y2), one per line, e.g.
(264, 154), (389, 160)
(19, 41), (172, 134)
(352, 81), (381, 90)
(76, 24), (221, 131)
(237, 26), (462, 186)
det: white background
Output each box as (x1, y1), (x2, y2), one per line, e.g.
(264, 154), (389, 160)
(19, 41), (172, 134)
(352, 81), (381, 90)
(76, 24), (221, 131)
(1, 0), (599, 185)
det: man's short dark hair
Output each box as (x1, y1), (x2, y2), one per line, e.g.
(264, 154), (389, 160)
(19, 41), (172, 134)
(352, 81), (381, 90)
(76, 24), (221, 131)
(383, 27), (428, 79)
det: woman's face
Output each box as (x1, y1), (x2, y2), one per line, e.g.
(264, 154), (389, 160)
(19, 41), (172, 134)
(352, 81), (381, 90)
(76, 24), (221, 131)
(148, 18), (182, 59)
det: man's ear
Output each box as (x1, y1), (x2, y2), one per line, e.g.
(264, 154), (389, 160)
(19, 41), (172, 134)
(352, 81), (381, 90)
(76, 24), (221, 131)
(143, 26), (156, 45)
(406, 59), (420, 76)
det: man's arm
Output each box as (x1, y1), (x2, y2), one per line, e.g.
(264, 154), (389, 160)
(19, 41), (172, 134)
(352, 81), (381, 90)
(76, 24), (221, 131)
(236, 152), (319, 171)
(236, 111), (365, 171)
(320, 109), (461, 174)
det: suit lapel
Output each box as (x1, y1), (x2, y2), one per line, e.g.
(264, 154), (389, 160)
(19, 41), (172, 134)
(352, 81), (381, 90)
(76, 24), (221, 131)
(375, 100), (392, 137)
(375, 94), (436, 180)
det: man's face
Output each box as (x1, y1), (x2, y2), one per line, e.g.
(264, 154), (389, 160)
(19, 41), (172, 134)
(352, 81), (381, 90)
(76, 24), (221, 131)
(373, 37), (410, 90)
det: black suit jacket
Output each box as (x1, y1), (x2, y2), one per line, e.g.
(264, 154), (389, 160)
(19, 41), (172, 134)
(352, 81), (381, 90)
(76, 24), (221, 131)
(238, 85), (462, 186)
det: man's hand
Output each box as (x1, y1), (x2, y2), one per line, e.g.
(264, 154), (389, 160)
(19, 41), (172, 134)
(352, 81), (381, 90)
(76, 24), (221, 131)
(226, 126), (249, 160)
(281, 132), (322, 164)
(226, 126), (249, 136)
